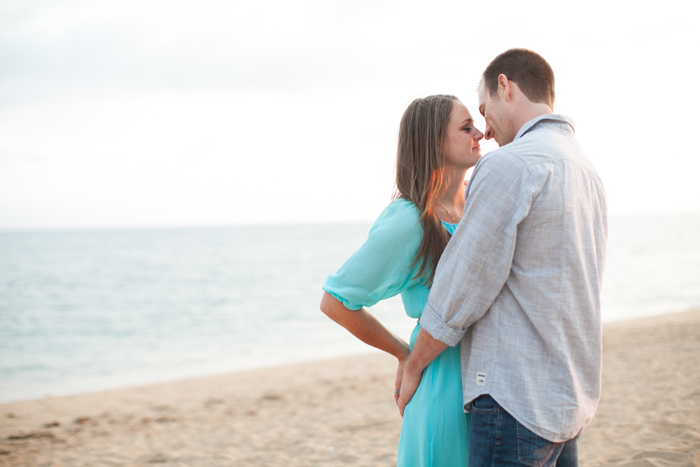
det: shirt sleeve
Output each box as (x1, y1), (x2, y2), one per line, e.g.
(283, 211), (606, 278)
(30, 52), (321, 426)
(419, 149), (535, 346)
(322, 200), (424, 310)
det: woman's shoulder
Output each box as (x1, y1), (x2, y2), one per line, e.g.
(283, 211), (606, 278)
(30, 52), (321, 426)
(374, 199), (420, 228)
(368, 199), (423, 244)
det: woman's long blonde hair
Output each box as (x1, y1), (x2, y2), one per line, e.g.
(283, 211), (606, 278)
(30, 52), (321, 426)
(394, 94), (456, 286)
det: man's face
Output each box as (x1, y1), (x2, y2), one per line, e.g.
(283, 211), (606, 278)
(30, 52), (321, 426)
(478, 81), (504, 146)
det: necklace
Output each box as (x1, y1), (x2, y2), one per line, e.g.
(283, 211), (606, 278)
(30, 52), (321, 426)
(436, 200), (458, 223)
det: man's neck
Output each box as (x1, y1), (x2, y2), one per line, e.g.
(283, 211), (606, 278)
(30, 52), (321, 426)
(510, 103), (553, 139)
(501, 86), (554, 144)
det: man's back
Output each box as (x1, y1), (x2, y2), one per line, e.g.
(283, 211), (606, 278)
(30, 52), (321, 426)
(421, 114), (608, 442)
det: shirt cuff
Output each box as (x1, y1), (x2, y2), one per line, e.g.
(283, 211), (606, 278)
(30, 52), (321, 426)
(420, 301), (466, 347)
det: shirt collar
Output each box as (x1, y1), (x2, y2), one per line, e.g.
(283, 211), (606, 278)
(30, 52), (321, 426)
(514, 114), (575, 141)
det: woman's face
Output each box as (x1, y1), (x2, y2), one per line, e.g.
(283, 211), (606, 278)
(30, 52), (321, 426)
(442, 100), (484, 170)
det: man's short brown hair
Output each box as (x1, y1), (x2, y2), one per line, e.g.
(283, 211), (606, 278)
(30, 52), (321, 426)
(481, 49), (555, 107)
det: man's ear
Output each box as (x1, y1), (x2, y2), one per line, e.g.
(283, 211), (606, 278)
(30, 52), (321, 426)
(498, 74), (510, 101)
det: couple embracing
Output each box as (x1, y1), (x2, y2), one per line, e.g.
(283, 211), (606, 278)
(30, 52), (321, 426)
(320, 49), (607, 467)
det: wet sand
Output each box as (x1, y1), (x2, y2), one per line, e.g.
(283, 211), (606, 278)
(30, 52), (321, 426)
(1, 309), (699, 466)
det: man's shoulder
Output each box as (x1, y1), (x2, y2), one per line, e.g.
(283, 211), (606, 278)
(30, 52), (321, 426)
(467, 148), (531, 195)
(476, 133), (601, 196)
(474, 146), (528, 174)
(472, 137), (573, 188)
(489, 127), (581, 166)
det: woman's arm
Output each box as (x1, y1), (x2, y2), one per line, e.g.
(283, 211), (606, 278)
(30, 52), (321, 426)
(320, 292), (410, 361)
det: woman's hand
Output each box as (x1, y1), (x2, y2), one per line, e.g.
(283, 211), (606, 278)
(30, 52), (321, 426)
(396, 364), (423, 417)
(394, 351), (410, 409)
(395, 328), (448, 416)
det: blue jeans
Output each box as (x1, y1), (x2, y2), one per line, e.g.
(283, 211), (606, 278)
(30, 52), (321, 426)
(469, 395), (578, 467)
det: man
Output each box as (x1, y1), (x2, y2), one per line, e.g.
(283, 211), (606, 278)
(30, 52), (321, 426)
(397, 49), (607, 466)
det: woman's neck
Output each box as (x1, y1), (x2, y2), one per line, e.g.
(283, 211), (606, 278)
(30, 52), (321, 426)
(436, 167), (467, 223)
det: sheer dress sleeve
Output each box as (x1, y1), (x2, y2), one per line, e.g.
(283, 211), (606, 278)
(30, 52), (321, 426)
(322, 199), (424, 310)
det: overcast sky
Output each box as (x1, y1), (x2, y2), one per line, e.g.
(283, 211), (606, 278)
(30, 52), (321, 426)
(1, 0), (698, 230)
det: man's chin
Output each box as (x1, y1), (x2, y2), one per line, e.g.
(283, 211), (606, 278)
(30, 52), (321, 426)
(495, 134), (514, 146)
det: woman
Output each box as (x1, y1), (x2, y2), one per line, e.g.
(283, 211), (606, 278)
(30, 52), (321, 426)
(320, 94), (484, 466)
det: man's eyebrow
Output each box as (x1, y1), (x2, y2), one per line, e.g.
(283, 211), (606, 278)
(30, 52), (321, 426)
(478, 106), (485, 116)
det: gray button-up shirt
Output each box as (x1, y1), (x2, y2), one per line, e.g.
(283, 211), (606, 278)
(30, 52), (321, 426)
(420, 114), (607, 443)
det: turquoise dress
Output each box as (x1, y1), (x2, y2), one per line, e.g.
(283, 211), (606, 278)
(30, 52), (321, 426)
(323, 199), (470, 467)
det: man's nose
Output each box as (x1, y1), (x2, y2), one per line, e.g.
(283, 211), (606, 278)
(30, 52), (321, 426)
(484, 124), (494, 140)
(483, 122), (494, 140)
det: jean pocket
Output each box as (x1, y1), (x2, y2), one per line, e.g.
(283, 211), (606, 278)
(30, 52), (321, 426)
(471, 395), (499, 413)
(516, 422), (559, 467)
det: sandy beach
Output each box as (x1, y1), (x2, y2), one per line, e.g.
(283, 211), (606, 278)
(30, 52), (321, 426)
(1, 309), (698, 467)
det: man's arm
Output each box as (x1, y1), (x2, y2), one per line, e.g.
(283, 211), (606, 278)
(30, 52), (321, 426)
(395, 327), (447, 416)
(397, 152), (533, 410)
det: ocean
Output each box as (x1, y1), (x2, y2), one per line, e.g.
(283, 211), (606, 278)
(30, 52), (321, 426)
(1, 213), (699, 403)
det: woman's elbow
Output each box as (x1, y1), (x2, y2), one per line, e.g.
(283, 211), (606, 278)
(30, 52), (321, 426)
(321, 292), (352, 323)
(320, 291), (335, 317)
